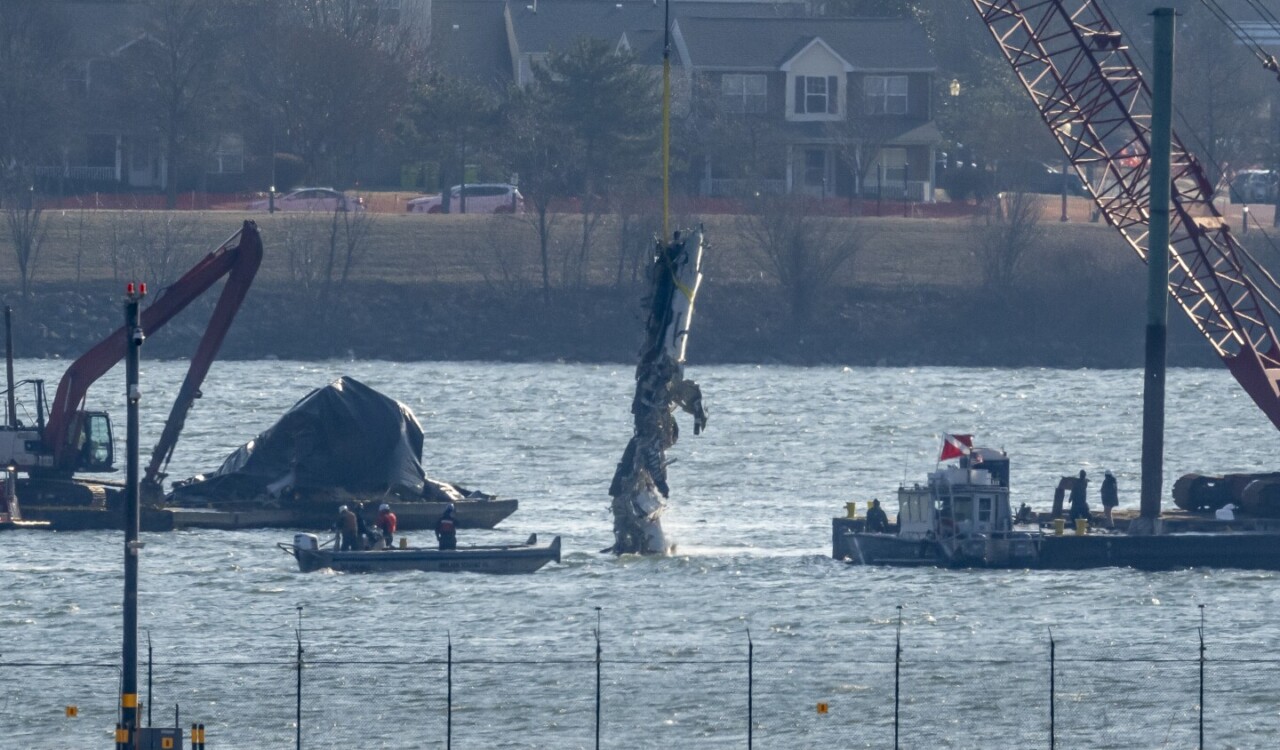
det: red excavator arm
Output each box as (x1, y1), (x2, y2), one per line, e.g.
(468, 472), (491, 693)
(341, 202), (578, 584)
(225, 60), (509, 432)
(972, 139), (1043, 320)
(42, 221), (263, 485)
(970, 0), (1280, 431)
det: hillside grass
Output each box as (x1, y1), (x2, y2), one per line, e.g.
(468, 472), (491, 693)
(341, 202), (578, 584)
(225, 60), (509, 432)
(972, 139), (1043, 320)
(2, 204), (1138, 293)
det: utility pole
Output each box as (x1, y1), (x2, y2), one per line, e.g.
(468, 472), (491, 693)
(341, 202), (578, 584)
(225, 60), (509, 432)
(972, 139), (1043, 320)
(120, 281), (147, 748)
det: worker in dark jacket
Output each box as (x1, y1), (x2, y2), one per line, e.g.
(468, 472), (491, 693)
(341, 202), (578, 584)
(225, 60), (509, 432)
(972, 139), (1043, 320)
(1068, 469), (1090, 522)
(1101, 471), (1119, 527)
(435, 503), (458, 551)
(865, 498), (890, 533)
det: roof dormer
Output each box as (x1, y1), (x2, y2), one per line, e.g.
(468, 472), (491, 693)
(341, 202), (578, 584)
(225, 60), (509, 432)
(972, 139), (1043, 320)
(782, 37), (854, 122)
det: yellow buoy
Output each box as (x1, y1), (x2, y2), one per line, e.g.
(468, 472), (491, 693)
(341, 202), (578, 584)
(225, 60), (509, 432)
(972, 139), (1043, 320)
(1075, 518), (1088, 535)
(1053, 518), (1065, 536)
(845, 502), (857, 519)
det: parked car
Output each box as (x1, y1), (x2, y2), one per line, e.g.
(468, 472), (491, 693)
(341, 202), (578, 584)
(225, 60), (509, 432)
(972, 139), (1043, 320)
(1229, 170), (1277, 204)
(407, 183), (523, 214)
(994, 160), (1086, 197)
(247, 187), (365, 212)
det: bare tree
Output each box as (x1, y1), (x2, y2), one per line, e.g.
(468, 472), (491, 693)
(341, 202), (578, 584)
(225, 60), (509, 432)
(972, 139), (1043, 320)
(276, 206), (376, 300)
(99, 211), (203, 290)
(4, 193), (47, 299)
(0, 4), (69, 296)
(972, 190), (1045, 291)
(738, 195), (864, 323)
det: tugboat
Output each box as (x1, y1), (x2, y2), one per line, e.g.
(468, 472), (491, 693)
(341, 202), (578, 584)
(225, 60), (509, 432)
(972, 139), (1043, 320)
(834, 437), (1039, 567)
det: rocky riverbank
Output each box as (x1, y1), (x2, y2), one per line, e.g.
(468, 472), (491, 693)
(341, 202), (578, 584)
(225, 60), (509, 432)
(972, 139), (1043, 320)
(0, 276), (1219, 369)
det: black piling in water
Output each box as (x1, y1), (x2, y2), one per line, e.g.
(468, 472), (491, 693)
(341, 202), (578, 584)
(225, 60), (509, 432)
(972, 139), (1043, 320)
(894, 605), (903, 750)
(447, 633), (453, 750)
(1138, 8), (1176, 529)
(1049, 629), (1056, 750)
(594, 608), (602, 750)
(295, 606), (303, 750)
(1199, 605), (1206, 750)
(747, 629), (754, 750)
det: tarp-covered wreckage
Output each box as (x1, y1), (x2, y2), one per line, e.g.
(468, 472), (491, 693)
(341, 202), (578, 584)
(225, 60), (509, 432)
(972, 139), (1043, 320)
(170, 376), (476, 505)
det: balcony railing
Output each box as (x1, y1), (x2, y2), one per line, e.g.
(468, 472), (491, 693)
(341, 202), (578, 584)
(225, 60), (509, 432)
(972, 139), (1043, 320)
(34, 166), (117, 181)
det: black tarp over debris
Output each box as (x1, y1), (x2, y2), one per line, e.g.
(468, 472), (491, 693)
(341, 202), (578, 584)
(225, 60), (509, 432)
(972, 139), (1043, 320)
(173, 376), (428, 500)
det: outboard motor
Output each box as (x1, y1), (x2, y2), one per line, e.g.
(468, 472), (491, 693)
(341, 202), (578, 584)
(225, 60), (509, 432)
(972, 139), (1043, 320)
(294, 533), (319, 558)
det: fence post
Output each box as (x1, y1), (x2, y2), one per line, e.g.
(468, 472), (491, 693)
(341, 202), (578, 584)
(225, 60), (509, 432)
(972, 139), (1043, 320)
(447, 633), (453, 750)
(1049, 628), (1055, 750)
(295, 605), (303, 750)
(595, 607), (602, 750)
(1198, 604), (1206, 750)
(747, 629), (754, 750)
(894, 605), (902, 750)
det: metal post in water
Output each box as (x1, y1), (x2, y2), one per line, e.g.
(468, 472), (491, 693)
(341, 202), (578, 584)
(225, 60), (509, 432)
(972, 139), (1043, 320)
(1198, 604), (1206, 750)
(121, 282), (146, 748)
(1049, 628), (1056, 750)
(1137, 8), (1177, 532)
(4, 306), (16, 428)
(295, 605), (303, 750)
(747, 629), (753, 750)
(447, 632), (453, 750)
(894, 605), (902, 750)
(594, 607), (602, 750)
(146, 630), (152, 727)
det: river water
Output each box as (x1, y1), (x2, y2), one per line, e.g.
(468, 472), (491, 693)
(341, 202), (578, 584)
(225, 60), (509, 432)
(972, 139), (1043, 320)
(3, 360), (1279, 748)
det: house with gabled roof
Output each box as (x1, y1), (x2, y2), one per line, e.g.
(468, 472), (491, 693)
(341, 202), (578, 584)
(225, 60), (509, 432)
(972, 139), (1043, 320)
(496, 1), (941, 200)
(672, 14), (942, 199)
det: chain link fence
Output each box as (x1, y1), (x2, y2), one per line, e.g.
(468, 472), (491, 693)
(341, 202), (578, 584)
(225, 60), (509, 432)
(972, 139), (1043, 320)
(4, 625), (1278, 748)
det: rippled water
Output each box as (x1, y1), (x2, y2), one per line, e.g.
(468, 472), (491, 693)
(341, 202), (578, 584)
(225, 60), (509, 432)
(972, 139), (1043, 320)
(3, 360), (1279, 748)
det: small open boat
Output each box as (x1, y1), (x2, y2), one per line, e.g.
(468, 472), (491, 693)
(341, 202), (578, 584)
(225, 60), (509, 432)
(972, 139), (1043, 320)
(279, 532), (561, 574)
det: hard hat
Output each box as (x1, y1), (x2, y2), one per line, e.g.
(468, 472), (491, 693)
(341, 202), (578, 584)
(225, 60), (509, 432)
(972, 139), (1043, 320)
(445, 503), (456, 514)
(379, 503), (390, 512)
(339, 505), (349, 512)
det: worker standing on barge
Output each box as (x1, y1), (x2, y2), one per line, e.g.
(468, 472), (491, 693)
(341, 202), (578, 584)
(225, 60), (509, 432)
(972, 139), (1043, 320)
(1101, 471), (1118, 527)
(1069, 469), (1090, 522)
(436, 503), (458, 551)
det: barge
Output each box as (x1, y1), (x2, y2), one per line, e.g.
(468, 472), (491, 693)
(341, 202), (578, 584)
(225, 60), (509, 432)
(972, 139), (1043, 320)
(832, 437), (1280, 571)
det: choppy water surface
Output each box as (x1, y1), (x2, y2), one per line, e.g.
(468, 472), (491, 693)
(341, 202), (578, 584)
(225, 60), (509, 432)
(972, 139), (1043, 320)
(4, 360), (1279, 748)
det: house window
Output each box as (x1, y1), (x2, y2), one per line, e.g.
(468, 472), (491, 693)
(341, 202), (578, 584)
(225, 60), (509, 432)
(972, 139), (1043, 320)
(721, 74), (767, 114)
(864, 75), (908, 115)
(793, 75), (839, 116)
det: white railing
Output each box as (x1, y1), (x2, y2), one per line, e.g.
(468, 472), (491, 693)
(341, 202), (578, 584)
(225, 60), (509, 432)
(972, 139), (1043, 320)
(34, 166), (116, 181)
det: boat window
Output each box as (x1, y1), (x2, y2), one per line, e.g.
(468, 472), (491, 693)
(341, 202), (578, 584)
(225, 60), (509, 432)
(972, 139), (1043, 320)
(952, 498), (972, 523)
(978, 496), (993, 523)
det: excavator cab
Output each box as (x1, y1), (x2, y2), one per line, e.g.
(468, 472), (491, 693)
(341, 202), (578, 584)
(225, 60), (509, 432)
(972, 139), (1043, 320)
(72, 411), (114, 472)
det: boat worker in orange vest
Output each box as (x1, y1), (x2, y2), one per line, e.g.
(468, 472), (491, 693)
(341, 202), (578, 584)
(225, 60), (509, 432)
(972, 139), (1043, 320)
(377, 503), (397, 549)
(435, 503), (458, 551)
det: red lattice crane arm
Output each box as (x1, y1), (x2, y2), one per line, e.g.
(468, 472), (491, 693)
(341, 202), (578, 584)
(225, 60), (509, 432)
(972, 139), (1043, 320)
(970, 0), (1280, 430)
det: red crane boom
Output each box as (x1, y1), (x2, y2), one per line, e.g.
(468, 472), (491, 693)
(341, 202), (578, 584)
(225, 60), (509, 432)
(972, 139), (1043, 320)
(970, 0), (1280, 431)
(42, 221), (263, 487)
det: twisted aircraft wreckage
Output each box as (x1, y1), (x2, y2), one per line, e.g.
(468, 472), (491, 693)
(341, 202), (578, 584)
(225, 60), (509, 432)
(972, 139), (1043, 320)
(607, 229), (707, 555)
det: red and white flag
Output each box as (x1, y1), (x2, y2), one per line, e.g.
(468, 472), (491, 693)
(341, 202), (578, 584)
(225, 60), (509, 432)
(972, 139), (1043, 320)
(939, 434), (973, 461)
